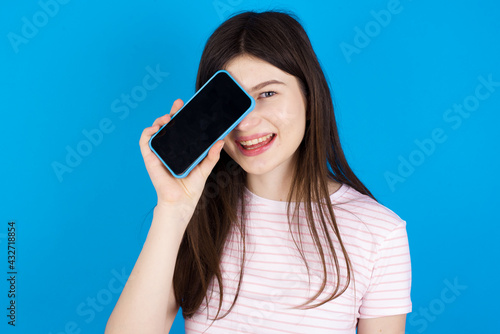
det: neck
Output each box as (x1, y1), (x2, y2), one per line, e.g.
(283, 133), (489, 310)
(245, 156), (297, 202)
(245, 162), (343, 203)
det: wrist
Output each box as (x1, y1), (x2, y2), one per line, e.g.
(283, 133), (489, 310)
(153, 202), (194, 230)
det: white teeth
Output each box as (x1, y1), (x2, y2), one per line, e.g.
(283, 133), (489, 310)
(239, 134), (273, 147)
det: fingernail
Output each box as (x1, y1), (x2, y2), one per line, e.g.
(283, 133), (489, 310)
(219, 142), (225, 152)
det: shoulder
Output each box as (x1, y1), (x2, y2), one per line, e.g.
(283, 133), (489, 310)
(331, 184), (407, 246)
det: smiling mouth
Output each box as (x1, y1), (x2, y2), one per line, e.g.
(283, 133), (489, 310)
(238, 134), (276, 150)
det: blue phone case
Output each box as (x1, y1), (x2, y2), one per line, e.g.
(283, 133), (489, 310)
(148, 70), (255, 178)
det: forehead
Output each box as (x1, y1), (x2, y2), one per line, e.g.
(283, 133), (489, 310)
(223, 55), (291, 91)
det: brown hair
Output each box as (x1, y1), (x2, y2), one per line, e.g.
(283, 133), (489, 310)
(173, 10), (377, 320)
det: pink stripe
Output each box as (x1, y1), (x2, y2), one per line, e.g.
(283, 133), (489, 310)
(247, 224), (380, 254)
(221, 251), (371, 281)
(224, 262), (370, 290)
(376, 253), (410, 261)
(245, 196), (403, 226)
(242, 231), (378, 256)
(383, 232), (408, 241)
(216, 266), (366, 292)
(366, 278), (411, 286)
(335, 198), (401, 219)
(223, 244), (373, 273)
(187, 317), (301, 334)
(206, 293), (358, 324)
(363, 295), (411, 302)
(364, 287), (411, 294)
(214, 270), (368, 295)
(187, 313), (320, 333)
(360, 303), (412, 309)
(240, 211), (397, 242)
(244, 209), (398, 232)
(220, 261), (353, 283)
(216, 268), (365, 300)
(246, 213), (388, 240)
(371, 269), (412, 279)
(378, 242), (409, 252)
(232, 237), (366, 259)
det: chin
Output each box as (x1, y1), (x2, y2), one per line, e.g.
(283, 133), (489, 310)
(237, 162), (269, 176)
(242, 157), (291, 178)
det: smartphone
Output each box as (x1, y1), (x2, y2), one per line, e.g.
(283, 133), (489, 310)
(149, 70), (255, 178)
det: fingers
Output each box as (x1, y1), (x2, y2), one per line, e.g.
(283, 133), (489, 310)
(170, 99), (184, 116)
(152, 114), (171, 127)
(140, 98), (221, 183)
(139, 99), (185, 167)
(152, 99), (183, 127)
(139, 124), (160, 158)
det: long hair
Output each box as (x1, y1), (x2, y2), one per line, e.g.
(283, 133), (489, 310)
(173, 10), (377, 320)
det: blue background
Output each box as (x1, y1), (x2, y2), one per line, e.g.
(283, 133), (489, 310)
(1, 0), (498, 333)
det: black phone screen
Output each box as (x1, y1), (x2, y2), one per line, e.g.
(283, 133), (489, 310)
(150, 71), (253, 176)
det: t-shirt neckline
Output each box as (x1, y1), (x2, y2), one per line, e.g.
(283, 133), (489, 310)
(243, 182), (349, 206)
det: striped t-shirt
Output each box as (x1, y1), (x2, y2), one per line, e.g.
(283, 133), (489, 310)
(185, 183), (412, 333)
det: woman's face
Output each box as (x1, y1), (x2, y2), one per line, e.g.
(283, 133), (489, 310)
(223, 55), (307, 178)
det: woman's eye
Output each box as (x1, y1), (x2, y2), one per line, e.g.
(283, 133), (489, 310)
(259, 91), (276, 98)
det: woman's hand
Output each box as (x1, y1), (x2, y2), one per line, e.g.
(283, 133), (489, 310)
(139, 98), (224, 220)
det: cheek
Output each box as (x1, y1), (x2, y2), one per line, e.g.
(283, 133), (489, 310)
(274, 102), (296, 121)
(272, 103), (306, 137)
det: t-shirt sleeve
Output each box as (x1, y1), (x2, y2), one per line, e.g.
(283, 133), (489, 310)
(359, 220), (412, 318)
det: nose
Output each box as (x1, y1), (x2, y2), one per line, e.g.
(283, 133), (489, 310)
(234, 109), (261, 132)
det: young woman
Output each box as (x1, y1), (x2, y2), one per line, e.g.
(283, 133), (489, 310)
(106, 11), (412, 334)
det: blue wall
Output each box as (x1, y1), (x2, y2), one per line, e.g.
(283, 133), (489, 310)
(1, 0), (498, 333)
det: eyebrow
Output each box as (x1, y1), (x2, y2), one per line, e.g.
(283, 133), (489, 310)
(250, 80), (286, 93)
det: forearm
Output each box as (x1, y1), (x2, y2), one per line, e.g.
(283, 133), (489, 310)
(105, 205), (189, 334)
